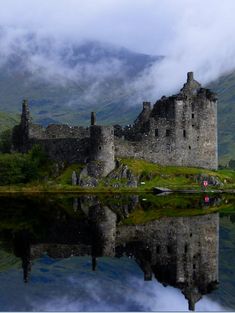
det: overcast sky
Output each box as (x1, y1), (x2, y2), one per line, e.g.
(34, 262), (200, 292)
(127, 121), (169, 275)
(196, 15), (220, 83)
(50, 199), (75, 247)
(0, 0), (234, 55)
(0, 0), (235, 101)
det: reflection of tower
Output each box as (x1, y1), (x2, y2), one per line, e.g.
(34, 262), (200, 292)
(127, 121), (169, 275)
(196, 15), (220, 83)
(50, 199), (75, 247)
(73, 198), (78, 212)
(92, 256), (97, 271)
(174, 213), (219, 311)
(89, 204), (117, 264)
(13, 230), (32, 283)
(135, 244), (152, 281)
(116, 213), (219, 311)
(22, 256), (31, 283)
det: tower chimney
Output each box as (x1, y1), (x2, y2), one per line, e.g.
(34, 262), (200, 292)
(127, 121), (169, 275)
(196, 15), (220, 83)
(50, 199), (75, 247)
(21, 99), (31, 128)
(143, 101), (151, 110)
(22, 99), (28, 109)
(187, 72), (194, 82)
(21, 99), (29, 120)
(91, 112), (96, 126)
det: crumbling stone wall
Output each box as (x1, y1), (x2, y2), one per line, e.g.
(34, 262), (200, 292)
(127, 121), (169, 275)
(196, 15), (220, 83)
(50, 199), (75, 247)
(12, 72), (218, 171)
(29, 124), (89, 139)
(29, 137), (90, 164)
(115, 72), (218, 170)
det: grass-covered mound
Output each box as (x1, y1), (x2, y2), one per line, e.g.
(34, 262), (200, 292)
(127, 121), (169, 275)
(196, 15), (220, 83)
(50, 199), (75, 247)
(120, 158), (235, 191)
(1, 154), (235, 192)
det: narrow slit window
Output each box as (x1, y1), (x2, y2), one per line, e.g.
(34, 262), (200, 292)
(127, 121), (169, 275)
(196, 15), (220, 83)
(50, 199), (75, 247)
(155, 129), (159, 137)
(167, 245), (172, 254)
(189, 145), (191, 150)
(183, 130), (186, 138)
(192, 113), (195, 119)
(166, 129), (170, 137)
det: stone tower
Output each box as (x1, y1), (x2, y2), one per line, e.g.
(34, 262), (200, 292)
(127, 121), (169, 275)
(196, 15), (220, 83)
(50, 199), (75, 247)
(148, 72), (218, 169)
(176, 72), (218, 169)
(21, 99), (30, 143)
(12, 99), (31, 153)
(89, 113), (115, 177)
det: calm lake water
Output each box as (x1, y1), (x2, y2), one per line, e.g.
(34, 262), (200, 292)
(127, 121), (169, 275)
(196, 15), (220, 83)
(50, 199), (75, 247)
(0, 193), (234, 311)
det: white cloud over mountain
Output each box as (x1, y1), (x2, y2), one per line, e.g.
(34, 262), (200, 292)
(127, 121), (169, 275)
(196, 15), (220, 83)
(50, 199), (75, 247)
(0, 0), (235, 103)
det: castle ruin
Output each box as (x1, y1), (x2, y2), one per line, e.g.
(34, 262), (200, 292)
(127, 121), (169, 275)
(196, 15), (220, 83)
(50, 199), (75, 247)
(12, 72), (218, 175)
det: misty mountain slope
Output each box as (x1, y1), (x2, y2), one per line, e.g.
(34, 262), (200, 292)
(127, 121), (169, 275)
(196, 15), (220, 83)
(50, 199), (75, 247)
(0, 112), (19, 133)
(0, 36), (161, 126)
(209, 72), (235, 164)
(0, 33), (235, 164)
(0, 69), (141, 126)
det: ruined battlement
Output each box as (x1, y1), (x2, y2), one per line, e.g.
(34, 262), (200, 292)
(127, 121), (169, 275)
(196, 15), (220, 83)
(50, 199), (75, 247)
(29, 124), (89, 140)
(180, 71), (201, 95)
(12, 72), (218, 174)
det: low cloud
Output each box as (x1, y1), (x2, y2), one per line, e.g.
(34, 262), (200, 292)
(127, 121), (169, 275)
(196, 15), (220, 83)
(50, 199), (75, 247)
(0, 0), (235, 107)
(30, 275), (227, 312)
(0, 257), (229, 311)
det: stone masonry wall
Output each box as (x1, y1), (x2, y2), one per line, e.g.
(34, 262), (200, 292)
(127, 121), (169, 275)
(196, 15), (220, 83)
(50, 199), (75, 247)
(12, 72), (218, 171)
(115, 73), (218, 170)
(29, 137), (90, 164)
(29, 124), (89, 140)
(89, 125), (115, 176)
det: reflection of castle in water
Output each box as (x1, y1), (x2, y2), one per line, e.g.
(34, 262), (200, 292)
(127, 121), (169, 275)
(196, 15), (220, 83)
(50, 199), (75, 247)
(12, 198), (219, 311)
(117, 213), (219, 311)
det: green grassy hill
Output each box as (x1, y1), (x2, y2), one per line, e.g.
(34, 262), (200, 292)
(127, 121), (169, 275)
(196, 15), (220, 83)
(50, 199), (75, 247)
(0, 112), (19, 133)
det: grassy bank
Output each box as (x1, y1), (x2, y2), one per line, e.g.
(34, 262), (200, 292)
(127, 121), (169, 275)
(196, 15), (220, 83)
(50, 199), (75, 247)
(0, 157), (235, 193)
(121, 158), (235, 191)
